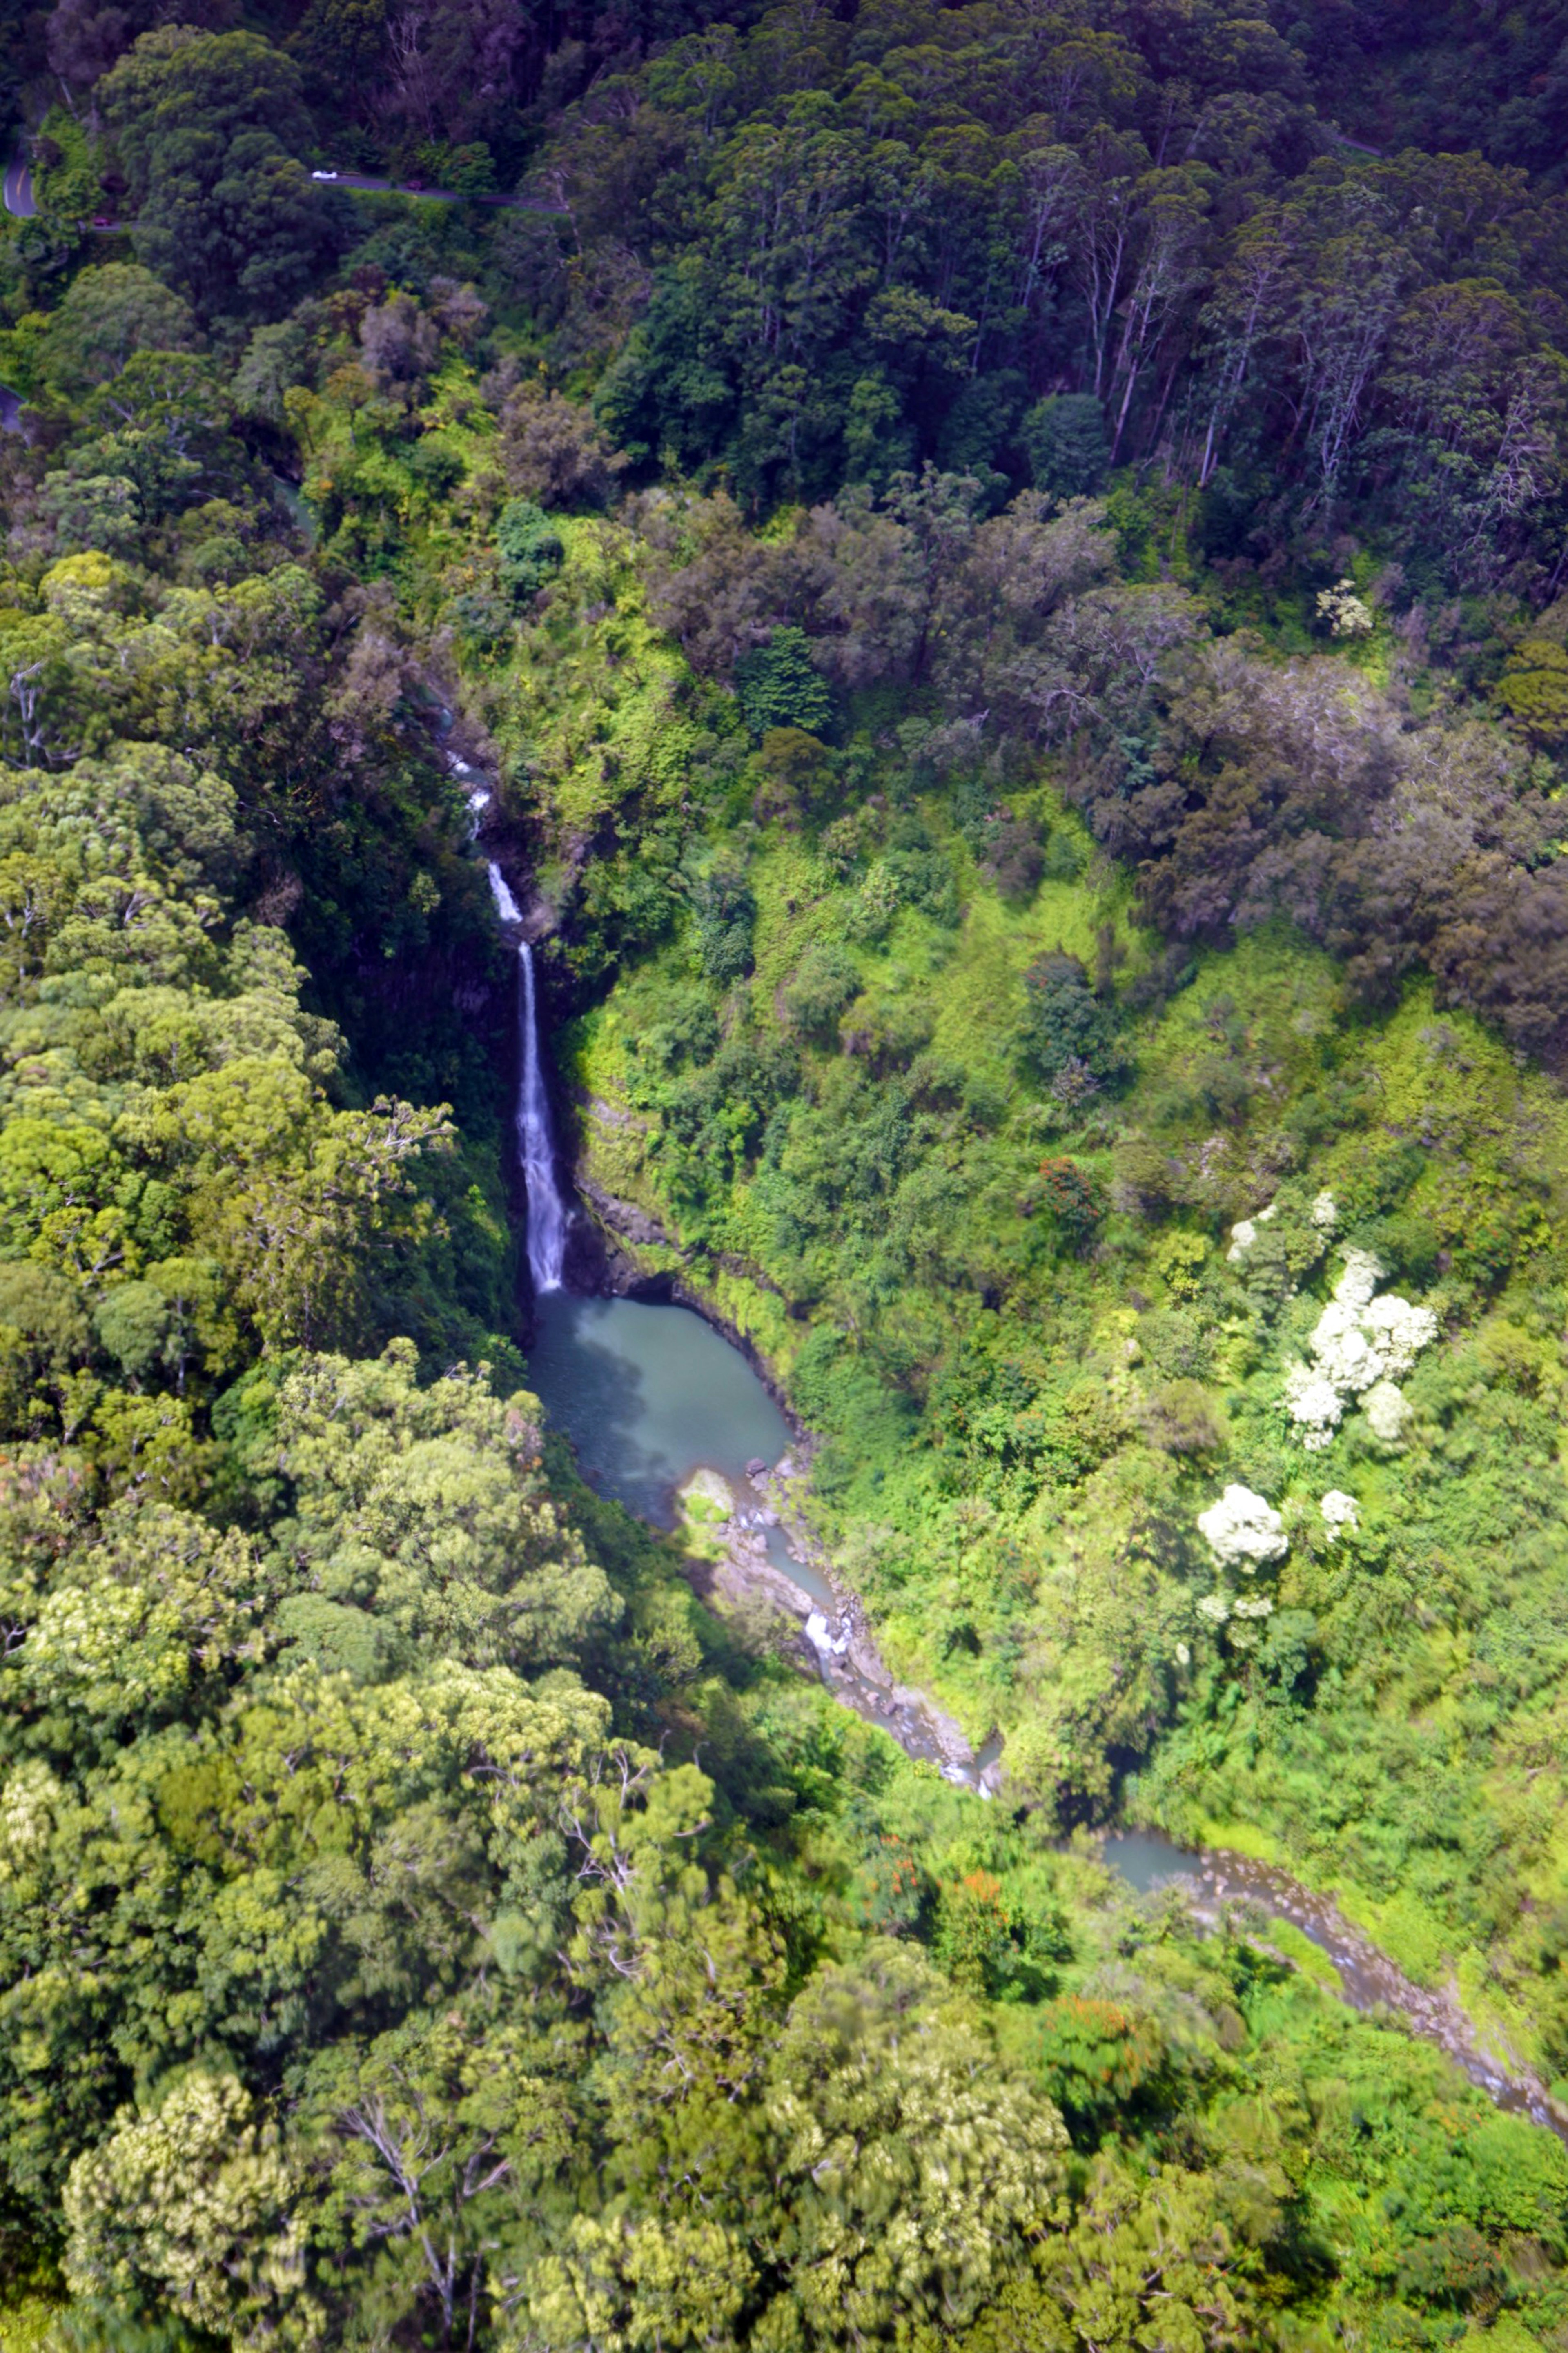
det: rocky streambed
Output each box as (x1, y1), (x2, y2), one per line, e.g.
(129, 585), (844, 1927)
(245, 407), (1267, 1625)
(676, 1455), (1002, 1792)
(1105, 1832), (1568, 2144)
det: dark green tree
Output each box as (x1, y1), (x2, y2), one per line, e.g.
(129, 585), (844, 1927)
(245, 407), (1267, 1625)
(1022, 395), (1110, 499)
(1022, 951), (1122, 1090)
(99, 27), (342, 318)
(496, 497), (566, 604)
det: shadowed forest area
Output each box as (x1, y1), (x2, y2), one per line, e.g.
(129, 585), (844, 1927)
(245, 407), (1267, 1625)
(7, 0), (1568, 2345)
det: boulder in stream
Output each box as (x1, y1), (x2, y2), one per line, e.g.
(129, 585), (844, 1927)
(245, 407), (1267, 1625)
(677, 1467), (735, 1526)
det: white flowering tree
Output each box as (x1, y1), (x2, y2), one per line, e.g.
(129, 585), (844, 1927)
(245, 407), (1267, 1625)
(1284, 1248), (1437, 1449)
(1195, 1484), (1287, 1628)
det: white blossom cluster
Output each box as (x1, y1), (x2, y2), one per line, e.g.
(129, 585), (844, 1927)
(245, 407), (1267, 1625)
(1363, 1380), (1413, 1443)
(1196, 1587), (1276, 1627)
(1285, 1248), (1436, 1448)
(1226, 1202), (1277, 1263)
(1317, 576), (1374, 637)
(1194, 1484), (1287, 1640)
(1319, 1489), (1360, 1536)
(1197, 1483), (1288, 1569)
(1229, 1191), (1335, 1268)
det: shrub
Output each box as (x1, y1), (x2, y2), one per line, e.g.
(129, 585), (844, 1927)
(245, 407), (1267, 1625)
(1025, 1996), (1167, 2126)
(784, 944), (860, 1040)
(980, 815), (1045, 901)
(501, 386), (626, 509)
(1023, 951), (1122, 1088)
(1038, 1157), (1106, 1249)
(1396, 2225), (1503, 2310)
(753, 726), (834, 827)
(1139, 1380), (1221, 1455)
(688, 861), (755, 982)
(496, 496), (564, 603)
(734, 626), (834, 740)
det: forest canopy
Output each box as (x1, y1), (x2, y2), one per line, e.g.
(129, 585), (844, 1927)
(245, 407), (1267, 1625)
(6, 0), (1568, 2346)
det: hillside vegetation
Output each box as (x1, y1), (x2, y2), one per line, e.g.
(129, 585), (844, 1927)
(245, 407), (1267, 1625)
(6, 0), (1568, 2346)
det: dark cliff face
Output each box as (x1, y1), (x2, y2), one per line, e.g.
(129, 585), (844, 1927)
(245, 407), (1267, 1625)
(334, 912), (514, 1138)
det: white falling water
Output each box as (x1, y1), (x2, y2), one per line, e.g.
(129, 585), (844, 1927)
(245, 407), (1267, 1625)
(486, 860), (522, 925)
(449, 704), (570, 1291)
(483, 861), (567, 1292)
(517, 935), (567, 1292)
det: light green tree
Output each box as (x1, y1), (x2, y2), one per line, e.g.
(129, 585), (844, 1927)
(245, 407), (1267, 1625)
(63, 2070), (319, 2344)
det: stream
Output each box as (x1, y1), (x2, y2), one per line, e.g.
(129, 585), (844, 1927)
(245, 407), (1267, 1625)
(449, 727), (1564, 2145)
(1104, 1832), (1567, 2144)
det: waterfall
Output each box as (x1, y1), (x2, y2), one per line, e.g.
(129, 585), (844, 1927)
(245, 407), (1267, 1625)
(446, 718), (569, 1294)
(516, 933), (567, 1292)
(486, 861), (521, 925)
(481, 860), (567, 1291)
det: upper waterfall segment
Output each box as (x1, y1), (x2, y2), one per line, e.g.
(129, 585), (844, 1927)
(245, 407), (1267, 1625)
(486, 860), (522, 926)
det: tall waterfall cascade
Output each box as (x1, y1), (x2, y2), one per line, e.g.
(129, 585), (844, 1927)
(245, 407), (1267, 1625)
(515, 931), (567, 1292)
(448, 735), (568, 1294)
(445, 725), (995, 1790)
(482, 861), (568, 1293)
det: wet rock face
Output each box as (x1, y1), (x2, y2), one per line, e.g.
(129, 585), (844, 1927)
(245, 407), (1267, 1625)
(576, 1171), (673, 1252)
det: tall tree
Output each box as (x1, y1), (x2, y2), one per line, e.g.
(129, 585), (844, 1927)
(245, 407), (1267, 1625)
(99, 27), (342, 319)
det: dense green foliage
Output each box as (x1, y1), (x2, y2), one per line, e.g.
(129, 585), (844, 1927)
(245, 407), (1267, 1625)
(7, 0), (1568, 2345)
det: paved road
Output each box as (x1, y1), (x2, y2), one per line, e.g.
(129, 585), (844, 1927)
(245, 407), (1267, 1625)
(1326, 125), (1384, 158)
(4, 141), (564, 222)
(4, 152), (36, 217)
(331, 170), (566, 212)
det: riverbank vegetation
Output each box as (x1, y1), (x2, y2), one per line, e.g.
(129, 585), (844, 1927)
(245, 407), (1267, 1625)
(7, 0), (1568, 2344)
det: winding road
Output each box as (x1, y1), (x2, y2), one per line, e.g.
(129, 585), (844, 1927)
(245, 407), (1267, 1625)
(323, 170), (565, 211)
(3, 145), (562, 220)
(0, 140), (561, 430)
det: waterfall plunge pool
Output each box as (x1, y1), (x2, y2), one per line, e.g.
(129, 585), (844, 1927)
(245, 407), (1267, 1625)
(525, 1290), (995, 1780)
(526, 1290), (835, 1608)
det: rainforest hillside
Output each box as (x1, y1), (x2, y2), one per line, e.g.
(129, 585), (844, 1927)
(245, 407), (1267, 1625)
(6, 0), (1568, 2347)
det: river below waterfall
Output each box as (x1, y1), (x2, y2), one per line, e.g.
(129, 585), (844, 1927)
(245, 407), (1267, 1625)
(1102, 1831), (1567, 2144)
(526, 1290), (994, 1785)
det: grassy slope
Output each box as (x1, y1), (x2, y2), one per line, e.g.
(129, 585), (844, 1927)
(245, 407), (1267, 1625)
(560, 769), (1568, 2071)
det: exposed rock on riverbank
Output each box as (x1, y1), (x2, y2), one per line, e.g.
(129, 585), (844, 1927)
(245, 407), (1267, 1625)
(1109, 1836), (1568, 2146)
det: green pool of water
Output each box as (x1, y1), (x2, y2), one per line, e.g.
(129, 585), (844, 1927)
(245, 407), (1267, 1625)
(528, 1290), (796, 1529)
